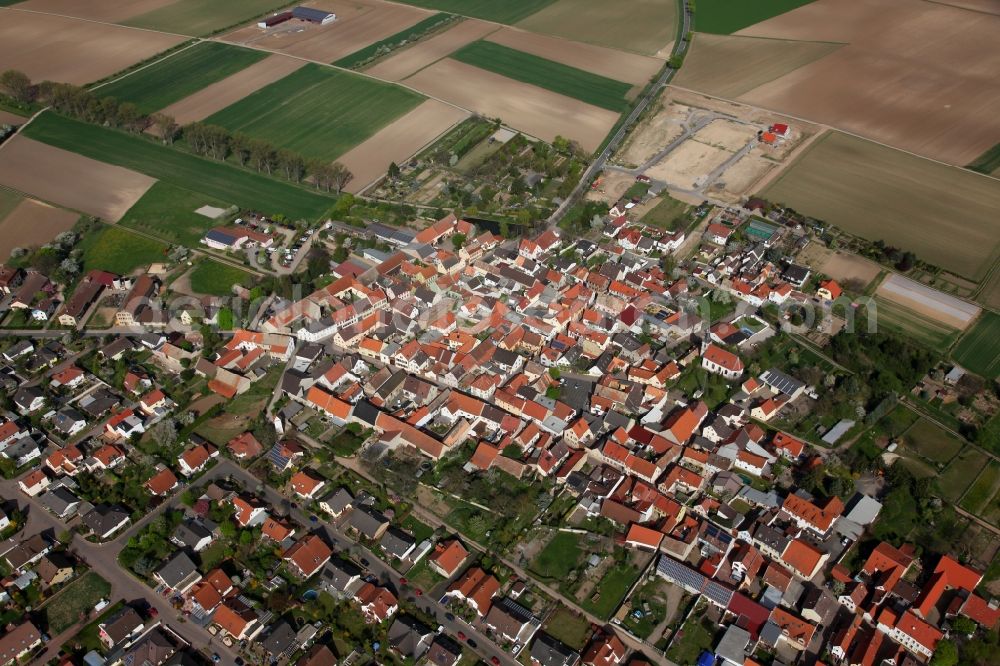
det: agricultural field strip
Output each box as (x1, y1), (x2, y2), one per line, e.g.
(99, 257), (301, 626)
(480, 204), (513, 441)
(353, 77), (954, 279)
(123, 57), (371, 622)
(21, 111), (335, 220)
(333, 12), (454, 68)
(878, 274), (981, 328)
(94, 41), (268, 113)
(204, 63), (424, 160)
(952, 312), (1000, 379)
(450, 40), (633, 112)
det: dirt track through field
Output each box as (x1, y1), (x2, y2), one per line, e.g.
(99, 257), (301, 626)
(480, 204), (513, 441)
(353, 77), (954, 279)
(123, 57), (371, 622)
(403, 59), (619, 152)
(0, 136), (156, 221)
(0, 198), (79, 259)
(366, 18), (498, 81)
(157, 55), (306, 125)
(877, 273), (980, 329)
(0, 9), (186, 85)
(735, 0), (1000, 165)
(338, 99), (467, 193)
(485, 27), (662, 86)
(223, 0), (432, 64)
(12, 0), (175, 22)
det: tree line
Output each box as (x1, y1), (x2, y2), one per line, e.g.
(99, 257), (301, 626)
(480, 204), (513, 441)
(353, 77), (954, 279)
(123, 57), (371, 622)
(0, 69), (353, 193)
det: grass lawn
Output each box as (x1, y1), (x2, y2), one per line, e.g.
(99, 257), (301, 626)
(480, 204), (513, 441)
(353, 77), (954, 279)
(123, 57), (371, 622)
(390, 0), (554, 23)
(666, 613), (716, 664)
(968, 143), (1000, 176)
(95, 42), (267, 113)
(70, 600), (124, 655)
(123, 0), (293, 36)
(187, 259), (253, 296)
(542, 606), (592, 651)
(42, 571), (112, 633)
(452, 41), (632, 112)
(327, 428), (365, 456)
(530, 531), (583, 580)
(960, 461), (1000, 514)
(640, 194), (689, 230)
(399, 513), (434, 543)
(205, 63), (424, 160)
(579, 560), (641, 619)
(79, 224), (168, 274)
(197, 540), (230, 572)
(23, 112), (336, 220)
(937, 448), (988, 502)
(953, 311), (1000, 379)
(902, 419), (964, 465)
(695, 0), (818, 34)
(334, 13), (453, 68)
(118, 182), (229, 247)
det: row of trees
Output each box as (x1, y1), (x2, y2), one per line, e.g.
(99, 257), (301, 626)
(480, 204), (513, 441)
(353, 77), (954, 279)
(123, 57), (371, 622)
(1, 69), (353, 192)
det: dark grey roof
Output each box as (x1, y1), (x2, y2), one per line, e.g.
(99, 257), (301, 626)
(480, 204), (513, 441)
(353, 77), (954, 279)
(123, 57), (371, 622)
(319, 557), (362, 592)
(379, 527), (416, 559)
(348, 504), (389, 538)
(292, 6), (334, 21)
(81, 505), (129, 537)
(262, 621), (297, 656)
(387, 615), (434, 659)
(155, 551), (199, 588)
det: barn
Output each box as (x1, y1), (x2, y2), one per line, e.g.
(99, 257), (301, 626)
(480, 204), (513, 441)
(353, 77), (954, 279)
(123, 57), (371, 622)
(291, 6), (337, 24)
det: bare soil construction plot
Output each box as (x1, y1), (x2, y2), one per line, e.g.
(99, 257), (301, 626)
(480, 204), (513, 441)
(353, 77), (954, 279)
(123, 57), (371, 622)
(674, 33), (842, 99)
(403, 59), (619, 152)
(0, 10), (186, 85)
(12, 0), (174, 22)
(337, 100), (467, 193)
(516, 0), (678, 57)
(485, 27), (663, 86)
(0, 136), (156, 221)
(0, 198), (78, 259)
(157, 54), (305, 125)
(735, 0), (1000, 165)
(614, 101), (690, 168)
(645, 141), (731, 190)
(707, 154), (774, 203)
(586, 171), (639, 206)
(877, 273), (980, 330)
(798, 246), (883, 289)
(694, 119), (758, 151)
(366, 18), (497, 81)
(223, 0), (432, 64)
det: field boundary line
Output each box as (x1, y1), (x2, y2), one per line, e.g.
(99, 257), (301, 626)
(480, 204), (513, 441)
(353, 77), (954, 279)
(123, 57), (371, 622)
(0, 6), (191, 39)
(397, 25), (504, 82)
(667, 83), (1000, 184)
(89, 39), (205, 93)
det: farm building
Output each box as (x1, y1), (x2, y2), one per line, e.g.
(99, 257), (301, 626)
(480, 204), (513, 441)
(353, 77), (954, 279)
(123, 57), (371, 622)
(258, 11), (293, 28)
(292, 7), (337, 24)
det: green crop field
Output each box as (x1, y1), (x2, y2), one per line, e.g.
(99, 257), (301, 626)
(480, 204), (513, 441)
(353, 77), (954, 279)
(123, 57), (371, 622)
(0, 189), (22, 222)
(960, 461), (1000, 514)
(968, 143), (1000, 176)
(334, 13), (453, 69)
(23, 112), (335, 220)
(119, 182), (229, 247)
(938, 448), (988, 502)
(871, 297), (960, 353)
(391, 0), (554, 23)
(205, 63), (423, 160)
(79, 225), (168, 274)
(953, 311), (1000, 379)
(96, 43), (267, 114)
(902, 419), (964, 464)
(452, 41), (632, 112)
(123, 0), (292, 36)
(695, 0), (817, 34)
(188, 259), (253, 296)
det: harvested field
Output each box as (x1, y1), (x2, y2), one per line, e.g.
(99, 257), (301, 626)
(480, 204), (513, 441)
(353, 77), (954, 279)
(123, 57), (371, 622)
(206, 63), (423, 160)
(0, 198), (78, 259)
(0, 136), (155, 221)
(0, 111), (26, 125)
(403, 59), (619, 152)
(451, 40), (633, 111)
(693, 119), (758, 151)
(645, 140), (730, 190)
(761, 132), (1000, 281)
(96, 42), (267, 114)
(222, 0), (433, 64)
(953, 312), (1000, 379)
(0, 10), (186, 85)
(615, 101), (690, 168)
(736, 0), (1000, 165)
(157, 55), (305, 125)
(337, 100), (467, 193)
(877, 274), (980, 330)
(486, 27), (662, 86)
(13, 0), (172, 22)
(517, 0), (678, 56)
(123, 0), (293, 36)
(367, 18), (498, 81)
(674, 33), (842, 99)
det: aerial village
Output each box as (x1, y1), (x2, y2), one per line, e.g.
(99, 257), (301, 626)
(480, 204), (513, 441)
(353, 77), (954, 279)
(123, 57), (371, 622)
(0, 191), (992, 666)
